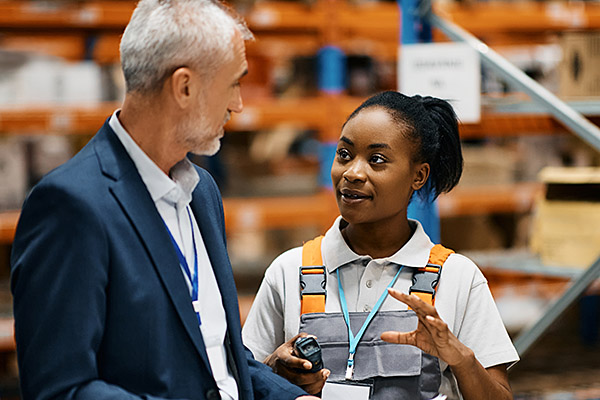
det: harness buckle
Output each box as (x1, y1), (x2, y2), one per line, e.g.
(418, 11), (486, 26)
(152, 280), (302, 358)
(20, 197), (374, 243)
(410, 264), (442, 298)
(299, 266), (327, 296)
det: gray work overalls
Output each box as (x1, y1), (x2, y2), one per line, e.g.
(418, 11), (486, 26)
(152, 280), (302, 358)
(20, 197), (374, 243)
(298, 237), (452, 399)
(300, 308), (441, 399)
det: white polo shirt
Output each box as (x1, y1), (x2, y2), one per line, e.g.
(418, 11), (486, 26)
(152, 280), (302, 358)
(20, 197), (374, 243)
(242, 216), (519, 399)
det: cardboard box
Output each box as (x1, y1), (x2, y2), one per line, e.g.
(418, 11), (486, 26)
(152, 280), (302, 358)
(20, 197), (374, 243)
(559, 32), (600, 97)
(460, 144), (517, 186)
(530, 167), (600, 268)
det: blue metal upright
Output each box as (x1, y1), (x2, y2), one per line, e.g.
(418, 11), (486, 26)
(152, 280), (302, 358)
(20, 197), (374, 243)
(316, 46), (346, 189)
(399, 0), (440, 242)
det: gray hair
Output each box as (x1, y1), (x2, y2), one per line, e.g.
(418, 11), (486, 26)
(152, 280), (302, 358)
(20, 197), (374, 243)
(120, 0), (252, 93)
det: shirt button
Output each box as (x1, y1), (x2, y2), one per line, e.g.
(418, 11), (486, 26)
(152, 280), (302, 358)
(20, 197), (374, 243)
(363, 305), (371, 312)
(366, 280), (372, 288)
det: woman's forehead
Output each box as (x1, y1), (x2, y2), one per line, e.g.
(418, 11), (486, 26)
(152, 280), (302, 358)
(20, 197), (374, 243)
(340, 108), (409, 146)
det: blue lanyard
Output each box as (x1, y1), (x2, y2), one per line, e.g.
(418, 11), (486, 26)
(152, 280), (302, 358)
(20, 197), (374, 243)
(164, 207), (201, 326)
(337, 265), (404, 380)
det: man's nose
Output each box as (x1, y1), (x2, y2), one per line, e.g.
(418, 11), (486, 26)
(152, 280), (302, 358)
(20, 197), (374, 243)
(228, 87), (243, 114)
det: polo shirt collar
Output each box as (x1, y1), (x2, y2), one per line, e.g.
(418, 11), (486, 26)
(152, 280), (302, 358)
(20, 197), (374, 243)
(322, 216), (434, 273)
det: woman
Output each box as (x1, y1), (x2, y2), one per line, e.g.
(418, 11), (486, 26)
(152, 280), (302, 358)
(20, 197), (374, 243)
(242, 91), (519, 399)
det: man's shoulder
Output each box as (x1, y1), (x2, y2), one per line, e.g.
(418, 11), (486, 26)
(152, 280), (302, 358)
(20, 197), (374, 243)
(31, 123), (114, 199)
(38, 140), (101, 191)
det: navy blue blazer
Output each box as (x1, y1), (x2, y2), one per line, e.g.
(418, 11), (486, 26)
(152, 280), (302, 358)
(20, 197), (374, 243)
(11, 120), (306, 400)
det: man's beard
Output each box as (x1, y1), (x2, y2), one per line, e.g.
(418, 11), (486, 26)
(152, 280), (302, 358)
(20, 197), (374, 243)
(179, 112), (225, 157)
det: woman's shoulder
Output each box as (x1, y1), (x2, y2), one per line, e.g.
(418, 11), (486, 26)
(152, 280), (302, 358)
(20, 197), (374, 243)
(440, 251), (488, 288)
(263, 246), (304, 281)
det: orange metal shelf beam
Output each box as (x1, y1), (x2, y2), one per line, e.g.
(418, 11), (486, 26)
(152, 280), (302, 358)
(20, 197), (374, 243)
(0, 103), (120, 135)
(246, 1), (324, 32)
(223, 191), (338, 233)
(0, 98), (585, 139)
(0, 1), (134, 30)
(2, 1), (599, 35)
(0, 318), (15, 352)
(2, 1), (600, 63)
(438, 182), (544, 218)
(0, 210), (19, 245)
(435, 1), (600, 35)
(0, 183), (544, 244)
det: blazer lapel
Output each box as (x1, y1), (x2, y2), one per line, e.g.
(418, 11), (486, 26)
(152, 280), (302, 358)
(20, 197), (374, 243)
(93, 122), (213, 373)
(189, 178), (242, 331)
(190, 175), (250, 395)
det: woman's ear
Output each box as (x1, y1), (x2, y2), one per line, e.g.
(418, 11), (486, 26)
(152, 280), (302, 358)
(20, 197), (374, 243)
(412, 162), (430, 191)
(170, 67), (194, 109)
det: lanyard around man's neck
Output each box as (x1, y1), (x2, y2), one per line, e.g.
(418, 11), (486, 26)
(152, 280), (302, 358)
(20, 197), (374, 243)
(336, 264), (404, 380)
(163, 206), (201, 326)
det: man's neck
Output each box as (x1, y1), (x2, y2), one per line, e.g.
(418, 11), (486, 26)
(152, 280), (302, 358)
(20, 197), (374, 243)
(118, 95), (186, 175)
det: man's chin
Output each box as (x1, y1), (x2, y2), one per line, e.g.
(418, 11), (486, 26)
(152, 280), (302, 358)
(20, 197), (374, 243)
(191, 139), (221, 157)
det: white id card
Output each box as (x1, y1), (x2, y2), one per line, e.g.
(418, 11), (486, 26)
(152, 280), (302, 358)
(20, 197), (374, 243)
(321, 381), (372, 400)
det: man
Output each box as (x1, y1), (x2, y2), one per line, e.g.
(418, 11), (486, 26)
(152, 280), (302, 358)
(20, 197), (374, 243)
(10, 1), (318, 399)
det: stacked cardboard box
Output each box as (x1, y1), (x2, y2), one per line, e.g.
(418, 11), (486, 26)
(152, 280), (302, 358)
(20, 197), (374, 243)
(531, 166), (600, 268)
(559, 32), (600, 98)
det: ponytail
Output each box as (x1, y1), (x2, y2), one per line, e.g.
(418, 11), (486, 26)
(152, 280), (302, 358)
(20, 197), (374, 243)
(419, 96), (463, 199)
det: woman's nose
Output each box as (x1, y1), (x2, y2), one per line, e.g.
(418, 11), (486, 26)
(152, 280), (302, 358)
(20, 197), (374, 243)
(343, 159), (367, 182)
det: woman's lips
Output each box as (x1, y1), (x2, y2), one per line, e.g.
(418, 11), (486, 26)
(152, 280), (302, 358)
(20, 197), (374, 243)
(340, 189), (371, 203)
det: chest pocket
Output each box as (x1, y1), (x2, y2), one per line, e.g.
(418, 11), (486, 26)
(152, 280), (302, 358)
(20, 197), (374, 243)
(299, 310), (441, 400)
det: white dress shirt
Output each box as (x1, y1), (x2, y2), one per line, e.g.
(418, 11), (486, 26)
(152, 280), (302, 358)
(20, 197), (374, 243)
(109, 111), (238, 400)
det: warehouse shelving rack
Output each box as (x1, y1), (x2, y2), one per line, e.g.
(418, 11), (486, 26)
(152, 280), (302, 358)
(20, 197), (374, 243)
(0, 0), (599, 359)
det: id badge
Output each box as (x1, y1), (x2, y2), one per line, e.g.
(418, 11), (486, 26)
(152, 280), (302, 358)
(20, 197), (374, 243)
(321, 380), (373, 400)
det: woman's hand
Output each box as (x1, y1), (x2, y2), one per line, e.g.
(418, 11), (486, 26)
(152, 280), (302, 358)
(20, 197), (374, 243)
(380, 288), (473, 368)
(381, 288), (513, 400)
(263, 333), (330, 394)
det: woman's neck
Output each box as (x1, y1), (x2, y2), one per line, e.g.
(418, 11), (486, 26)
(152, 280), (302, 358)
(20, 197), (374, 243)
(341, 218), (414, 259)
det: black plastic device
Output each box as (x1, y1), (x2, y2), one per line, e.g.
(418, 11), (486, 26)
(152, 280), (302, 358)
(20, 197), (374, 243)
(294, 336), (323, 373)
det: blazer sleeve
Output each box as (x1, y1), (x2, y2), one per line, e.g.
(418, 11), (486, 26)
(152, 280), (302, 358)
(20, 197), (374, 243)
(197, 168), (307, 400)
(245, 347), (307, 400)
(10, 182), (183, 400)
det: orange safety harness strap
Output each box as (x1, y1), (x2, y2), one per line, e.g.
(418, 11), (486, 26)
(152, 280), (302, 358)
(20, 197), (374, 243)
(300, 239), (454, 314)
(408, 244), (454, 307)
(300, 236), (326, 315)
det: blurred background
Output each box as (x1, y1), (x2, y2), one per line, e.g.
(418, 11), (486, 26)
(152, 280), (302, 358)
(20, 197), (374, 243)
(0, 0), (599, 398)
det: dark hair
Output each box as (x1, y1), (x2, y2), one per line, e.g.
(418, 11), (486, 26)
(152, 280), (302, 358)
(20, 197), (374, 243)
(344, 91), (463, 200)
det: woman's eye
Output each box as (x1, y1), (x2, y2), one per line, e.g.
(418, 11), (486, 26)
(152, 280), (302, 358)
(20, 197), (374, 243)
(370, 154), (386, 164)
(337, 149), (351, 160)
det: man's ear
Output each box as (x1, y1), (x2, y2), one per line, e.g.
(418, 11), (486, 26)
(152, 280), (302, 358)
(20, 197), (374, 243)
(170, 67), (194, 109)
(412, 162), (430, 191)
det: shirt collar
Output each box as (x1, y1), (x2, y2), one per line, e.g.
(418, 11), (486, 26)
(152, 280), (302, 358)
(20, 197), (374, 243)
(109, 110), (199, 209)
(322, 216), (434, 273)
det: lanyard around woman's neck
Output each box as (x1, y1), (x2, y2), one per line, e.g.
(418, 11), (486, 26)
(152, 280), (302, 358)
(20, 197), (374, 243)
(336, 264), (404, 380)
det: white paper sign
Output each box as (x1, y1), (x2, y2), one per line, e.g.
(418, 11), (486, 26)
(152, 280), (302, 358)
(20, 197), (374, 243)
(399, 42), (481, 123)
